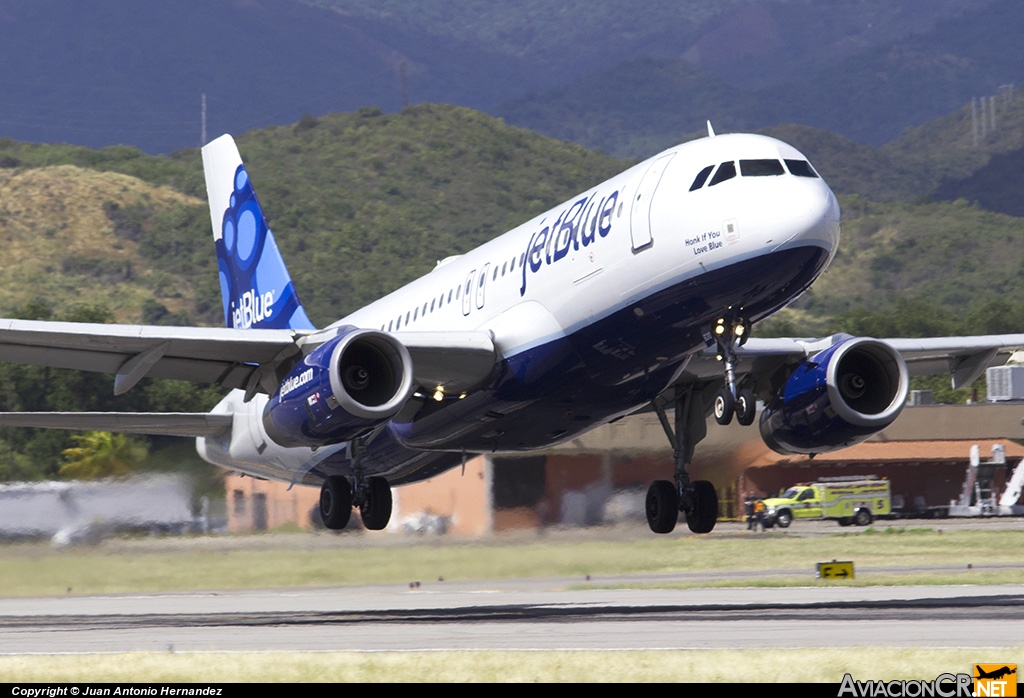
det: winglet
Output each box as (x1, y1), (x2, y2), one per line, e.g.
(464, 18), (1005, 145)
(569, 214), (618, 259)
(202, 135), (315, 331)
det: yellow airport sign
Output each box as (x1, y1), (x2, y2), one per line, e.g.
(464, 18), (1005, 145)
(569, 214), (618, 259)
(816, 560), (854, 579)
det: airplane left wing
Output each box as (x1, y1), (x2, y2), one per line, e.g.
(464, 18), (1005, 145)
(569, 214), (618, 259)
(681, 333), (1024, 389)
(882, 335), (1024, 388)
(652, 331), (1024, 460)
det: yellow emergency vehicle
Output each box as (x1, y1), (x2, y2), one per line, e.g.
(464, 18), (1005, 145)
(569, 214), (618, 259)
(763, 476), (891, 527)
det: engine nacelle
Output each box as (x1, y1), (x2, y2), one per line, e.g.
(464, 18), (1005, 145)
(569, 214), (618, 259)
(759, 337), (909, 455)
(263, 327), (414, 447)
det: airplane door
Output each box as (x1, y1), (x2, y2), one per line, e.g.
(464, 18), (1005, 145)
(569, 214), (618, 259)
(462, 270), (476, 316)
(629, 153), (675, 251)
(476, 263), (490, 310)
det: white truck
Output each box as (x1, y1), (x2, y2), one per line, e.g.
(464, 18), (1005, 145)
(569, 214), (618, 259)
(763, 476), (891, 528)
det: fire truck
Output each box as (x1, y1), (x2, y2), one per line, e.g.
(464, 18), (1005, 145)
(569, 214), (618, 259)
(763, 476), (891, 527)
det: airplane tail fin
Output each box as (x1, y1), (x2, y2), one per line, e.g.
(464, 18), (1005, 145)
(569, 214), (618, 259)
(202, 134), (315, 331)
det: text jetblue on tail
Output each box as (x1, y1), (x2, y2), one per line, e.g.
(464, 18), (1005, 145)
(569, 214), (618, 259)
(202, 134), (315, 331)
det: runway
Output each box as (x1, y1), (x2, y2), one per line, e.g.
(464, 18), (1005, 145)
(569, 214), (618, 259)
(1, 579), (1021, 653)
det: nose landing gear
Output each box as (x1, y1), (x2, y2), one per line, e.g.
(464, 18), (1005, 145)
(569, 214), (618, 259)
(711, 315), (756, 427)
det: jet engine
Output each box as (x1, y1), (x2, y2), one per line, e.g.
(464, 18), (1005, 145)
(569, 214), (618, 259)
(759, 337), (909, 455)
(263, 328), (414, 447)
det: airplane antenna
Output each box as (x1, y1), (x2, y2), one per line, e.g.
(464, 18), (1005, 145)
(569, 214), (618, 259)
(400, 61), (410, 109)
(707, 121), (716, 138)
(972, 98), (978, 147)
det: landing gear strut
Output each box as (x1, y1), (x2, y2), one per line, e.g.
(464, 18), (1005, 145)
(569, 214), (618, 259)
(318, 436), (393, 531)
(646, 385), (719, 534)
(711, 314), (756, 427)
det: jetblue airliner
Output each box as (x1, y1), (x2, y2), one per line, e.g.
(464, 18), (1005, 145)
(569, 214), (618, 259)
(1, 128), (1021, 534)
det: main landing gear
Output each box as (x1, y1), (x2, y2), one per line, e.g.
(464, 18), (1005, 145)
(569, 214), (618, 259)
(318, 439), (393, 531)
(646, 385), (719, 534)
(710, 315), (756, 427)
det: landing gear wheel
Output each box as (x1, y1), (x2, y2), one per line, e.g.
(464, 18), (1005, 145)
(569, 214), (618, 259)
(713, 388), (734, 426)
(775, 510), (792, 528)
(735, 389), (756, 426)
(646, 480), (680, 534)
(686, 480), (718, 534)
(837, 517), (853, 527)
(360, 476), (393, 530)
(319, 475), (352, 530)
(853, 509), (873, 526)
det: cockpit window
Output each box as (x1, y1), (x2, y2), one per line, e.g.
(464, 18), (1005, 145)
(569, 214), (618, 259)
(708, 161), (736, 186)
(689, 165), (714, 191)
(785, 159), (819, 178)
(740, 159), (785, 177)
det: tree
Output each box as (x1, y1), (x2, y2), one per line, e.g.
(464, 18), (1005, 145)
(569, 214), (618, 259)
(59, 431), (147, 480)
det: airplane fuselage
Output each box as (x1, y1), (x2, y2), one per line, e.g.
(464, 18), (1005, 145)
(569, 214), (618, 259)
(198, 133), (840, 487)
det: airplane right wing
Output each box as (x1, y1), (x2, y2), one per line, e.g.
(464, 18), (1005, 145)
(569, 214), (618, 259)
(0, 319), (306, 395)
(0, 412), (232, 437)
(0, 318), (499, 400)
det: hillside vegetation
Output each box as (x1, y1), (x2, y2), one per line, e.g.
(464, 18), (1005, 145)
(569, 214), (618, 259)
(0, 166), (205, 322)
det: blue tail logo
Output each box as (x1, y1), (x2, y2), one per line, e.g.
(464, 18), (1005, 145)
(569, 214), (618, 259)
(204, 135), (315, 331)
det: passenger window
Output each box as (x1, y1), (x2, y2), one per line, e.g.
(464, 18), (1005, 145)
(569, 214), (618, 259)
(740, 159), (785, 177)
(708, 161), (736, 186)
(396, 316), (402, 330)
(689, 165), (714, 191)
(430, 299), (435, 312)
(785, 159), (819, 178)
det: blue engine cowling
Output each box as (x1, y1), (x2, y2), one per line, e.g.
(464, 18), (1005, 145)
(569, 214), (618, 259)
(262, 328), (414, 447)
(759, 337), (909, 455)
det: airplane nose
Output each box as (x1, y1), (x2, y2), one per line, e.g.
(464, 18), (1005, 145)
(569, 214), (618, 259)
(767, 178), (840, 258)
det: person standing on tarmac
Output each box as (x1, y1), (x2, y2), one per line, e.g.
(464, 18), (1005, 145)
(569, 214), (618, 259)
(753, 499), (767, 531)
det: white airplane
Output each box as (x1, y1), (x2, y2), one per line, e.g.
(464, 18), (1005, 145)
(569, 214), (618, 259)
(1, 128), (1022, 534)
